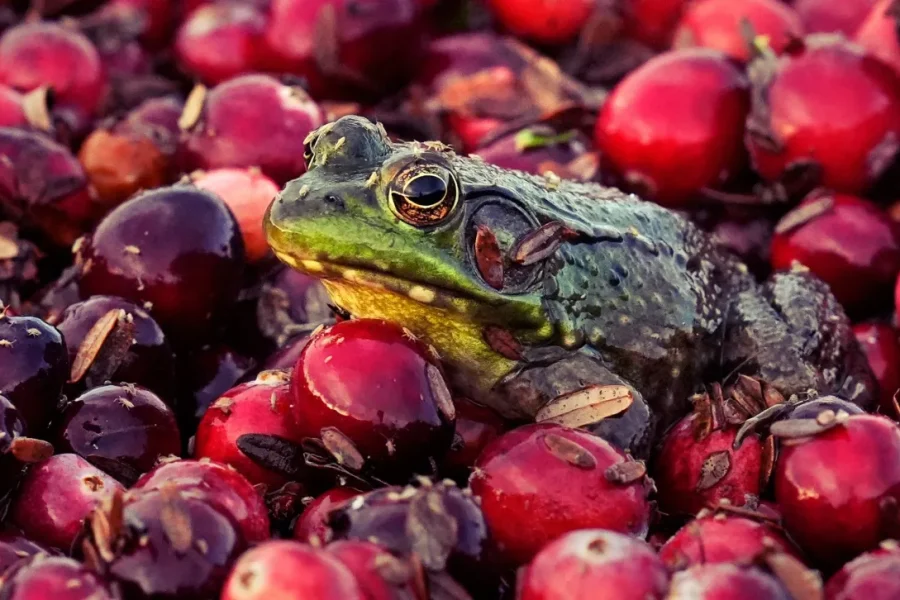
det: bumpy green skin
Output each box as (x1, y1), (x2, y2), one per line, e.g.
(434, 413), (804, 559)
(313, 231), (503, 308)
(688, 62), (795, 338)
(267, 116), (875, 454)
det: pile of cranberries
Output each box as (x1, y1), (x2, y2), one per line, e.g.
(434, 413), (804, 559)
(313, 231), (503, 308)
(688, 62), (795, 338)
(0, 0), (898, 598)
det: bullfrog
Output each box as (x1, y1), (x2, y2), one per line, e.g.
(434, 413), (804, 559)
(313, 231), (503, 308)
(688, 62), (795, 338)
(265, 116), (875, 455)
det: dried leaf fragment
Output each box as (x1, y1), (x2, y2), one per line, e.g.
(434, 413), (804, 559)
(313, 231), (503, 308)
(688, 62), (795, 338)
(320, 427), (365, 471)
(473, 225), (504, 290)
(696, 451), (731, 491)
(536, 384), (633, 428)
(160, 495), (193, 554)
(69, 309), (125, 383)
(406, 489), (458, 571)
(483, 326), (524, 361)
(178, 84), (207, 130)
(542, 433), (597, 470)
(604, 460), (647, 485)
(511, 221), (578, 265)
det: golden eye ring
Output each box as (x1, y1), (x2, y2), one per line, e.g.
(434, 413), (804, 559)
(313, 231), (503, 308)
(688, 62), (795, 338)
(389, 162), (460, 227)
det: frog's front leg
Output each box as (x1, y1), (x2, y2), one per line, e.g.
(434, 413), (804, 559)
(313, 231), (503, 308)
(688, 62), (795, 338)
(722, 268), (877, 409)
(493, 348), (655, 458)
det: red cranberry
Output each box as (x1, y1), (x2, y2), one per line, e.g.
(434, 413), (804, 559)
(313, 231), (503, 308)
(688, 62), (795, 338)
(518, 529), (669, 600)
(825, 541), (900, 599)
(179, 343), (255, 430)
(56, 295), (176, 400)
(292, 319), (456, 481)
(175, 3), (266, 85)
(0, 127), (100, 246)
(88, 488), (246, 599)
(327, 541), (426, 600)
(221, 540), (364, 600)
(74, 185), (245, 345)
(194, 370), (306, 488)
(855, 0), (900, 76)
(0, 531), (55, 575)
(470, 423), (653, 566)
(0, 84), (24, 128)
(746, 36), (900, 196)
(52, 384), (181, 485)
(0, 313), (67, 435)
(132, 458), (270, 544)
(9, 454), (124, 551)
(674, 0), (804, 62)
(770, 192), (900, 314)
(486, 0), (594, 45)
(774, 413), (900, 568)
(191, 168), (280, 263)
(595, 49), (750, 206)
(793, 0), (878, 34)
(854, 323), (900, 416)
(668, 564), (795, 599)
(0, 22), (107, 136)
(178, 75), (323, 185)
(477, 127), (598, 182)
(1, 556), (116, 600)
(623, 0), (691, 49)
(659, 513), (799, 569)
(442, 397), (505, 481)
(293, 486), (362, 543)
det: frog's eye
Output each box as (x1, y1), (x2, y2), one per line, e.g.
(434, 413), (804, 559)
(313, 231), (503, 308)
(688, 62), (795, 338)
(389, 164), (459, 227)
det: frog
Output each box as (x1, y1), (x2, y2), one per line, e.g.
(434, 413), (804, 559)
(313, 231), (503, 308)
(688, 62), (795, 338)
(265, 115), (875, 456)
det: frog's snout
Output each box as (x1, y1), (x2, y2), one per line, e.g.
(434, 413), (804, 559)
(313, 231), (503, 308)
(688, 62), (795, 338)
(304, 115), (391, 171)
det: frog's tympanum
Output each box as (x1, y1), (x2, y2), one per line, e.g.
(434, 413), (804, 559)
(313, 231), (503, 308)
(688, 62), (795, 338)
(266, 116), (875, 456)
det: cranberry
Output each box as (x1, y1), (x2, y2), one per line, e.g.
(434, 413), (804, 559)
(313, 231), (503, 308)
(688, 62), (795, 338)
(855, 0), (900, 76)
(825, 541), (900, 599)
(178, 343), (255, 430)
(0, 127), (100, 246)
(327, 541), (426, 600)
(774, 413), (900, 568)
(659, 513), (799, 569)
(0, 83), (24, 128)
(518, 529), (669, 600)
(221, 540), (364, 600)
(117, 95), (183, 154)
(0, 531), (55, 575)
(793, 0), (878, 35)
(674, 0), (804, 62)
(110, 0), (176, 48)
(0, 313), (67, 435)
(325, 479), (493, 596)
(56, 295), (176, 400)
(9, 453), (124, 551)
(293, 486), (362, 543)
(668, 564), (795, 599)
(175, 3), (266, 85)
(74, 185), (245, 345)
(254, 267), (333, 347)
(470, 423), (653, 566)
(854, 323), (900, 416)
(77, 4), (153, 83)
(52, 384), (181, 485)
(178, 75), (323, 185)
(595, 49), (750, 206)
(770, 192), (900, 314)
(477, 127), (598, 182)
(746, 35), (900, 196)
(261, 335), (311, 371)
(0, 22), (107, 136)
(442, 397), (505, 481)
(190, 168), (280, 263)
(87, 488), (246, 599)
(132, 458), (270, 544)
(0, 393), (53, 498)
(623, 0), (691, 49)
(486, 0), (594, 45)
(194, 370), (306, 488)
(1, 556), (116, 600)
(292, 319), (456, 481)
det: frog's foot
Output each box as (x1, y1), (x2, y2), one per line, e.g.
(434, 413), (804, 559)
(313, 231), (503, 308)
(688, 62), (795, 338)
(492, 348), (654, 458)
(722, 269), (877, 410)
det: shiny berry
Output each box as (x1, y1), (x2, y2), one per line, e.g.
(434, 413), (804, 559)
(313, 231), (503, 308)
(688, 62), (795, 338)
(442, 397), (505, 481)
(825, 541), (900, 600)
(0, 556), (116, 600)
(52, 384), (181, 485)
(132, 458), (270, 544)
(9, 454), (125, 551)
(854, 323), (900, 416)
(667, 564), (794, 599)
(855, 1), (900, 76)
(292, 319), (456, 481)
(75, 185), (245, 345)
(0, 531), (55, 575)
(57, 295), (176, 400)
(793, 0), (878, 34)
(674, 0), (804, 62)
(293, 486), (362, 543)
(178, 343), (255, 430)
(486, 0), (594, 45)
(771, 192), (900, 314)
(0, 84), (23, 128)
(221, 540), (364, 600)
(595, 49), (750, 206)
(477, 127), (598, 182)
(746, 36), (900, 196)
(327, 541), (426, 600)
(0, 394), (53, 499)
(179, 75), (323, 185)
(518, 529), (669, 600)
(0, 313), (67, 435)
(623, 0), (692, 49)
(470, 423), (653, 565)
(774, 413), (900, 568)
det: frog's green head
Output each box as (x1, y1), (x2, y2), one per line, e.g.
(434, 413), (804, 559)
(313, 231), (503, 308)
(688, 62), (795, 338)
(265, 116), (554, 379)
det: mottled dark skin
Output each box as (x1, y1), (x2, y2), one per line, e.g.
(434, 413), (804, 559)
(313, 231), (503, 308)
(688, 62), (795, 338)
(266, 116), (875, 456)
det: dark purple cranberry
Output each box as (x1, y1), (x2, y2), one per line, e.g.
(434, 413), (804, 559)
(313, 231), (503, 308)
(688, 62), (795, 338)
(442, 397), (505, 481)
(0, 312), (67, 435)
(0, 531), (56, 576)
(293, 487), (362, 543)
(9, 453), (125, 551)
(0, 222), (42, 316)
(132, 458), (270, 544)
(0, 394), (53, 499)
(327, 540), (427, 600)
(85, 488), (246, 600)
(74, 185), (245, 346)
(52, 384), (181, 485)
(117, 95), (183, 154)
(110, 0), (176, 49)
(56, 295), (176, 400)
(0, 556), (117, 600)
(178, 343), (255, 431)
(254, 266), (333, 347)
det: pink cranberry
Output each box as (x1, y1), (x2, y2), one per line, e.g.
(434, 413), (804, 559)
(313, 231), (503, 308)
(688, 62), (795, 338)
(1, 556), (116, 600)
(327, 541), (426, 600)
(793, 0), (878, 34)
(293, 486), (362, 543)
(854, 323), (900, 416)
(485, 0), (595, 45)
(855, 0), (900, 76)
(595, 49), (750, 206)
(470, 423), (653, 565)
(179, 74), (323, 185)
(668, 564), (794, 599)
(770, 192), (900, 314)
(518, 529), (669, 600)
(9, 454), (124, 551)
(825, 541), (900, 599)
